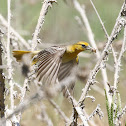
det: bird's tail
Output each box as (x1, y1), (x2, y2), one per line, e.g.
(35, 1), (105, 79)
(12, 50), (40, 62)
(13, 50), (32, 61)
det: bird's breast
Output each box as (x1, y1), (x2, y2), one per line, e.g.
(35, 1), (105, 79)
(62, 51), (79, 63)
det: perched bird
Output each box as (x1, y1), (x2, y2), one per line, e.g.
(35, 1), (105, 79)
(13, 41), (96, 96)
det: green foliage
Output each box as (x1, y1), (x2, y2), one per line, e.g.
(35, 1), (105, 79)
(110, 100), (114, 126)
(104, 89), (111, 126)
(105, 89), (123, 126)
(114, 105), (119, 120)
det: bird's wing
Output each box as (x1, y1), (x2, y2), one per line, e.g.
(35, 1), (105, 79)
(58, 56), (78, 97)
(36, 46), (66, 86)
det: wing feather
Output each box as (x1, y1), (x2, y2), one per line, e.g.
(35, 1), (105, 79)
(44, 57), (61, 85)
(42, 57), (59, 83)
(58, 57), (78, 97)
(38, 59), (55, 82)
(37, 57), (54, 77)
(36, 46), (65, 85)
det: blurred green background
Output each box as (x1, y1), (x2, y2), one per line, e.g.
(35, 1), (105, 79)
(0, 0), (126, 126)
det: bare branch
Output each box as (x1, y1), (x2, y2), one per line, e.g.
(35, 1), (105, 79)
(0, 14), (30, 49)
(78, 2), (126, 106)
(0, 90), (45, 125)
(37, 104), (53, 126)
(49, 99), (70, 123)
(0, 27), (5, 118)
(117, 105), (126, 120)
(114, 25), (126, 88)
(65, 88), (89, 126)
(31, 0), (57, 51)
(87, 104), (104, 121)
(7, 0), (14, 110)
(72, 0), (111, 105)
(89, 0), (118, 75)
(89, 0), (109, 39)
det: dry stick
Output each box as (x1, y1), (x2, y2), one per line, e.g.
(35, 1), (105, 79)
(0, 29), (5, 118)
(16, 68), (75, 123)
(0, 90), (45, 125)
(16, 78), (29, 122)
(75, 17), (105, 96)
(89, 0), (119, 102)
(65, 88), (89, 126)
(16, 0), (57, 122)
(78, 2), (125, 106)
(66, 87), (97, 126)
(48, 99), (70, 123)
(37, 104), (53, 126)
(89, 0), (119, 83)
(14, 83), (22, 91)
(0, 14), (30, 49)
(0, 73), (79, 125)
(89, 0), (109, 39)
(114, 25), (126, 88)
(31, 0), (57, 51)
(18, 1), (57, 119)
(0, 74), (75, 125)
(117, 104), (126, 120)
(0, 71), (99, 126)
(7, 0), (14, 111)
(89, 0), (121, 91)
(72, 0), (111, 104)
(113, 23), (126, 126)
(112, 46), (117, 66)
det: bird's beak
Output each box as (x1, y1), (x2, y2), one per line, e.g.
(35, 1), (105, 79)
(86, 45), (96, 53)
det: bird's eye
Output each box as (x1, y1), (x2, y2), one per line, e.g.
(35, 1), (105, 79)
(82, 44), (86, 48)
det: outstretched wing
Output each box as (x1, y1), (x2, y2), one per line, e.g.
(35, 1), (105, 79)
(36, 46), (66, 86)
(58, 57), (78, 97)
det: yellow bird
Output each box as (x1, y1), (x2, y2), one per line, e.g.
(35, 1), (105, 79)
(13, 41), (95, 96)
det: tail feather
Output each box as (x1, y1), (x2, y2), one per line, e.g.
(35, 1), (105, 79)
(13, 50), (32, 61)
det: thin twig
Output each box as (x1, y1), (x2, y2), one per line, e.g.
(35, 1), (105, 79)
(87, 104), (104, 121)
(89, 0), (118, 77)
(7, 0), (14, 111)
(37, 104), (53, 126)
(31, 0), (57, 51)
(49, 99), (70, 123)
(0, 14), (30, 49)
(114, 25), (126, 88)
(89, 0), (109, 39)
(0, 25), (5, 118)
(78, 2), (125, 106)
(16, 78), (29, 122)
(117, 105), (126, 120)
(72, 0), (111, 105)
(65, 88), (89, 126)
(0, 90), (45, 125)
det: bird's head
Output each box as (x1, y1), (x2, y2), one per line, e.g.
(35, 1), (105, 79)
(74, 41), (96, 52)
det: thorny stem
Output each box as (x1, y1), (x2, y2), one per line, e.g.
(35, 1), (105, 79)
(0, 90), (45, 125)
(72, 0), (110, 106)
(89, 0), (120, 106)
(0, 29), (5, 118)
(78, 2), (126, 106)
(89, 0), (109, 39)
(7, 0), (14, 111)
(15, 0), (57, 122)
(0, 14), (30, 49)
(114, 25), (126, 88)
(31, 0), (57, 51)
(49, 99), (70, 123)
